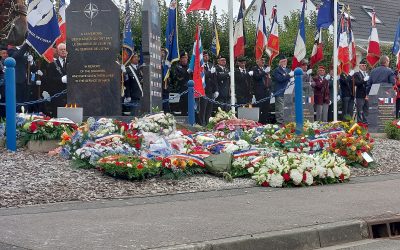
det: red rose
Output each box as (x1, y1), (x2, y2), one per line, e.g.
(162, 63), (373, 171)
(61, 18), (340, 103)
(282, 173), (290, 182)
(37, 121), (45, 126)
(341, 150), (348, 157)
(331, 142), (337, 148)
(268, 169), (274, 174)
(339, 174), (345, 181)
(261, 181), (270, 187)
(309, 142), (314, 148)
(302, 173), (307, 182)
(137, 164), (144, 170)
(318, 141), (324, 148)
(29, 122), (38, 132)
(53, 122), (60, 126)
(135, 142), (141, 149)
(115, 161), (124, 166)
(315, 130), (320, 134)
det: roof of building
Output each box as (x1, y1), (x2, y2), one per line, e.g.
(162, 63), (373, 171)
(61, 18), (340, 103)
(311, 0), (400, 44)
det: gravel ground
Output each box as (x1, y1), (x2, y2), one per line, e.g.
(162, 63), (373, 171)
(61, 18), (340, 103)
(1, 138), (399, 208)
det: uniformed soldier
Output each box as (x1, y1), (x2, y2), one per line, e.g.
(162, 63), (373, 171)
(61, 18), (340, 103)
(235, 56), (253, 105)
(170, 51), (191, 115)
(122, 53), (143, 116)
(250, 57), (271, 124)
(215, 55), (230, 111)
(199, 50), (218, 126)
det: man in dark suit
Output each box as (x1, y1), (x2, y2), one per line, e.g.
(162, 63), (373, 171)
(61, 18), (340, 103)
(368, 55), (396, 89)
(249, 57), (270, 123)
(170, 51), (191, 115)
(354, 59), (369, 124)
(272, 55), (293, 125)
(339, 71), (354, 120)
(215, 55), (230, 111)
(122, 53), (143, 116)
(199, 50), (218, 126)
(235, 56), (253, 105)
(43, 43), (68, 117)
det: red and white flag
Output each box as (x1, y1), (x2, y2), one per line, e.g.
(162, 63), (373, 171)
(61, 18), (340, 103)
(189, 26), (205, 97)
(43, 0), (67, 62)
(366, 11), (381, 67)
(233, 0), (246, 58)
(186, 0), (212, 14)
(310, 28), (323, 68)
(266, 6), (279, 65)
(338, 14), (350, 75)
(255, 0), (267, 60)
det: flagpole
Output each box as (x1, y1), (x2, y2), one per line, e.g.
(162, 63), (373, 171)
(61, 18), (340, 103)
(229, 0), (235, 113)
(333, 0), (338, 121)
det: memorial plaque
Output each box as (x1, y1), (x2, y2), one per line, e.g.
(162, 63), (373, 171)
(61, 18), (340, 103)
(66, 0), (120, 116)
(283, 83), (314, 123)
(368, 83), (396, 133)
(141, 0), (163, 114)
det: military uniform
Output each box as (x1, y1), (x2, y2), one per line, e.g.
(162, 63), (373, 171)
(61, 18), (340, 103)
(170, 62), (191, 115)
(251, 65), (270, 123)
(199, 60), (218, 126)
(124, 63), (143, 116)
(215, 64), (230, 111)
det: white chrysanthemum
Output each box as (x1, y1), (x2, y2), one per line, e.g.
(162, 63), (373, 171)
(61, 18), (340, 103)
(247, 167), (255, 174)
(304, 171), (314, 186)
(270, 173), (284, 187)
(332, 166), (343, 178)
(290, 169), (303, 185)
(236, 140), (250, 150)
(327, 168), (335, 179)
(224, 143), (239, 153)
(341, 166), (351, 179)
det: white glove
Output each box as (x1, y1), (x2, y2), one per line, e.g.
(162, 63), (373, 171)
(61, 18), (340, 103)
(42, 91), (50, 101)
(349, 70), (355, 76)
(337, 95), (341, 101)
(364, 76), (370, 82)
(213, 91), (219, 99)
(27, 55), (33, 63)
(61, 75), (67, 83)
(35, 80), (41, 86)
(121, 65), (126, 73)
(264, 66), (271, 73)
(228, 72), (231, 77)
(124, 97), (132, 103)
(306, 69), (312, 75)
(210, 67), (216, 74)
(187, 68), (193, 74)
(329, 100), (332, 106)
(289, 71), (294, 77)
(290, 77), (295, 82)
(248, 71), (254, 76)
(325, 74), (331, 80)
(36, 70), (43, 76)
(252, 95), (256, 104)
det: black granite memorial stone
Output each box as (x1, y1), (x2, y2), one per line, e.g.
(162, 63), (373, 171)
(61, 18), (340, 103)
(66, 0), (121, 116)
(368, 83), (396, 133)
(141, 0), (163, 114)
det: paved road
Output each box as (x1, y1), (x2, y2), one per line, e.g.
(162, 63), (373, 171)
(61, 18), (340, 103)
(1, 174), (400, 250)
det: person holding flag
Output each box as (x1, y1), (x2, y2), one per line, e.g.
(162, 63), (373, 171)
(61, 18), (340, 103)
(164, 0), (179, 80)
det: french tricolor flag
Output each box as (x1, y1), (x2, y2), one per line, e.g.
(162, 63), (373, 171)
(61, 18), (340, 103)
(189, 26), (205, 97)
(255, 0), (268, 60)
(338, 13), (350, 75)
(291, 0), (307, 70)
(310, 29), (323, 68)
(366, 11), (381, 67)
(233, 0), (246, 58)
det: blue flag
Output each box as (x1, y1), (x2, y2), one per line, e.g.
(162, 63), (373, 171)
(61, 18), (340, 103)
(316, 0), (334, 29)
(122, 0), (134, 65)
(26, 0), (61, 56)
(165, 0), (179, 73)
(392, 19), (400, 55)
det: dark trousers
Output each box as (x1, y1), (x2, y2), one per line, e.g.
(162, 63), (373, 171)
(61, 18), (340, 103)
(356, 98), (369, 124)
(162, 91), (171, 114)
(396, 98), (400, 119)
(216, 96), (230, 112)
(342, 97), (354, 120)
(180, 94), (188, 115)
(328, 103), (333, 122)
(199, 94), (214, 126)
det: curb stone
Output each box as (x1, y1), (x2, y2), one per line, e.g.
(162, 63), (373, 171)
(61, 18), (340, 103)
(154, 220), (368, 250)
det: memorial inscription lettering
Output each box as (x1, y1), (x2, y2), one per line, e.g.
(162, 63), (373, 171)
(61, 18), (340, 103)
(66, 0), (120, 116)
